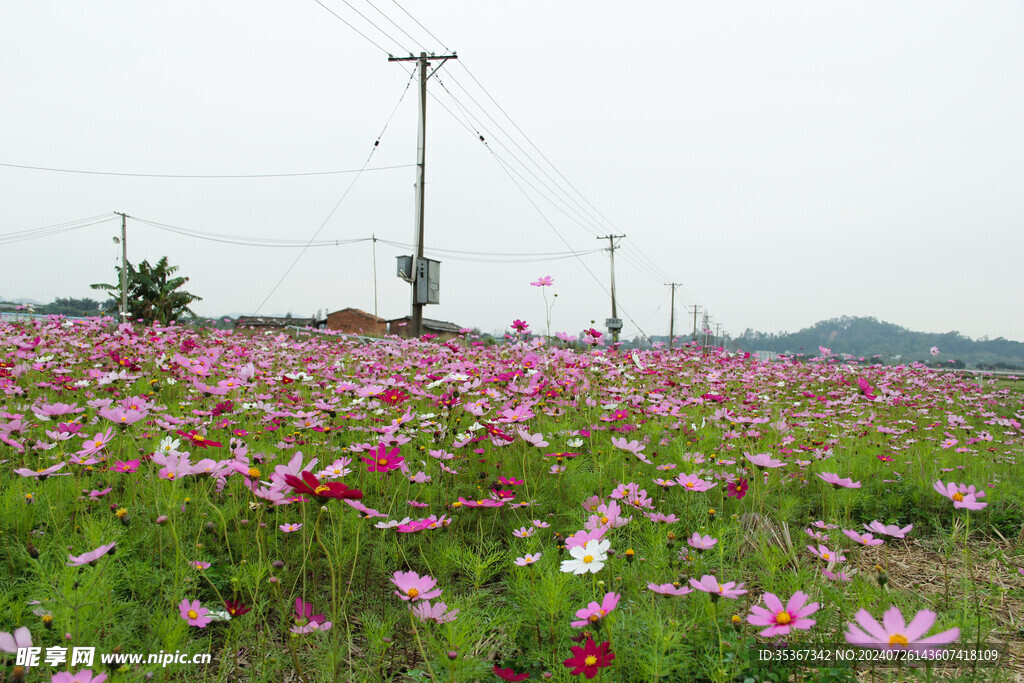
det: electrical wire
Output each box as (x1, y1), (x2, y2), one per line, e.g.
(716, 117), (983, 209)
(0, 161), (413, 179)
(388, 0), (450, 52)
(312, 0), (394, 56)
(0, 214), (119, 245)
(251, 68), (417, 316)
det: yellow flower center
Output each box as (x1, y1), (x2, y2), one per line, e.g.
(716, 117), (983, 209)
(776, 611), (791, 625)
(583, 555), (594, 563)
(187, 610), (198, 619)
(822, 553), (830, 560)
(407, 588), (419, 598)
(590, 614), (599, 622)
(378, 458), (388, 466)
(315, 485), (329, 495)
(194, 435), (204, 441)
(718, 584), (725, 592)
(686, 482), (694, 488)
(952, 492), (964, 502)
(584, 655), (598, 666)
(477, 500), (485, 506)
(166, 473), (175, 480)
(889, 633), (909, 647)
(94, 441), (103, 448)
(600, 516), (609, 524)
(247, 468), (260, 478)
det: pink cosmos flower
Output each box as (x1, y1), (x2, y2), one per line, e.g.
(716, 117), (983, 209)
(844, 606), (959, 652)
(14, 462), (68, 479)
(67, 542), (116, 567)
(514, 553), (542, 566)
(647, 582), (693, 596)
(930, 346), (940, 356)
(745, 452), (785, 469)
(0, 625), (32, 653)
(687, 533), (718, 551)
(689, 574), (747, 599)
(842, 530), (885, 547)
(111, 459), (140, 473)
(280, 523), (302, 533)
(391, 571), (442, 602)
(747, 591), (819, 637)
(412, 600), (459, 624)
(178, 599), (212, 627)
(570, 592), (619, 628)
(674, 474), (717, 492)
(806, 544), (845, 564)
(817, 472), (861, 489)
(863, 520), (913, 539)
(822, 569), (853, 582)
(933, 480), (988, 510)
(52, 671), (108, 683)
(511, 319), (529, 333)
(530, 276), (554, 287)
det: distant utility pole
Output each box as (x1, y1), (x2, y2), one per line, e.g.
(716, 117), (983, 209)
(665, 283), (683, 349)
(371, 234), (379, 319)
(116, 212), (128, 323)
(598, 234), (626, 342)
(389, 51), (457, 337)
(690, 305), (700, 342)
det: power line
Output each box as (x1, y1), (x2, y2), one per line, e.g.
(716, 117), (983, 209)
(0, 214), (119, 245)
(333, 0), (412, 54)
(389, 0), (450, 52)
(312, 0), (394, 56)
(0, 161), (414, 179)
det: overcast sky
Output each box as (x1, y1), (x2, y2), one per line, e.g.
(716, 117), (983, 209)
(2, 1), (1022, 342)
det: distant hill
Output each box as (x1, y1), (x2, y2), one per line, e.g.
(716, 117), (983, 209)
(734, 316), (1024, 369)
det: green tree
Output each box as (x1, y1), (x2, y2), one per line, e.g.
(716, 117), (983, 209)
(91, 257), (202, 325)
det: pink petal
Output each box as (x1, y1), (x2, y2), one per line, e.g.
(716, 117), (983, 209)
(902, 609), (937, 642)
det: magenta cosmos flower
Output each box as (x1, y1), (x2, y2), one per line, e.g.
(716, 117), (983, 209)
(845, 606), (959, 652)
(511, 319), (529, 333)
(178, 599), (212, 627)
(67, 542), (116, 567)
(747, 591), (819, 637)
(570, 592), (620, 628)
(530, 276), (554, 287)
(563, 637), (615, 678)
(817, 472), (861, 489)
(933, 480), (988, 510)
(726, 478), (749, 499)
(362, 444), (404, 473)
(391, 570), (442, 601)
(689, 574), (747, 599)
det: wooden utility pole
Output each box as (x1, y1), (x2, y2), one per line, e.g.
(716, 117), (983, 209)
(598, 234), (626, 342)
(666, 283), (682, 348)
(389, 51), (457, 337)
(116, 212), (128, 323)
(690, 305), (700, 342)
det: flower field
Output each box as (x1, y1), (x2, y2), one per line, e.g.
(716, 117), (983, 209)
(1, 317), (1022, 682)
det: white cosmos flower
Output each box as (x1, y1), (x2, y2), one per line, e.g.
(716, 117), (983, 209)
(560, 539), (610, 575)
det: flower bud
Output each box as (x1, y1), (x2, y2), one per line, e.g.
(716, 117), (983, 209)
(446, 650), (458, 660)
(271, 560), (285, 570)
(155, 515), (168, 525)
(26, 543), (39, 559)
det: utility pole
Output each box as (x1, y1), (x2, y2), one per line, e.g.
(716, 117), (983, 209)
(371, 234), (378, 319)
(665, 283), (682, 349)
(116, 212), (128, 324)
(598, 234), (626, 343)
(389, 51), (457, 337)
(689, 305), (700, 343)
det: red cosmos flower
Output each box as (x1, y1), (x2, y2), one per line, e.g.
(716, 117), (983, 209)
(493, 666), (529, 681)
(283, 471), (363, 501)
(224, 600), (251, 617)
(176, 429), (222, 449)
(563, 637), (614, 679)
